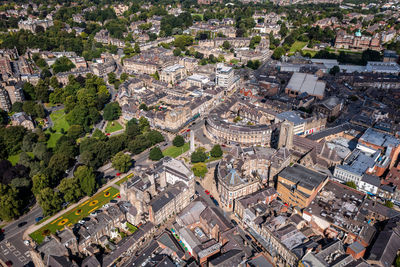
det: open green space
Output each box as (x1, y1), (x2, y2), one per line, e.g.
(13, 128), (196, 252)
(191, 13), (203, 20)
(29, 186), (120, 244)
(45, 109), (70, 148)
(7, 152), (34, 166)
(126, 222), (138, 233)
(302, 49), (318, 57)
(105, 120), (123, 134)
(163, 142), (190, 158)
(289, 41), (307, 53)
(115, 173), (134, 186)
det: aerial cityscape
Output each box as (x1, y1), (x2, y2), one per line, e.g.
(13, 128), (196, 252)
(0, 0), (400, 266)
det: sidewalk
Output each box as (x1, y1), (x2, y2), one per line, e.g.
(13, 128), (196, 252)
(23, 170), (133, 240)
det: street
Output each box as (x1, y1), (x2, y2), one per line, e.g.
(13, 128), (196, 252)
(0, 207), (42, 267)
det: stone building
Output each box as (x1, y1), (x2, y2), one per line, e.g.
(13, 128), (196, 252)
(334, 30), (381, 51)
(276, 164), (328, 208)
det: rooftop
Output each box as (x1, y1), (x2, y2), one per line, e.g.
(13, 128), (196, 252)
(286, 72), (325, 97)
(279, 164), (327, 191)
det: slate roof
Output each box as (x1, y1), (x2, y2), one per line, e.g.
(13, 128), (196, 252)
(279, 164), (327, 191)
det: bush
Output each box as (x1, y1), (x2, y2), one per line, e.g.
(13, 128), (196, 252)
(191, 149), (206, 163)
(173, 135), (185, 147)
(210, 144), (223, 158)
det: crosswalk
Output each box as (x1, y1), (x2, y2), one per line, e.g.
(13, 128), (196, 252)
(0, 241), (31, 265)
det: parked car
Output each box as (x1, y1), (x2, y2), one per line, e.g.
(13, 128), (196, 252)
(23, 240), (30, 246)
(35, 217), (43, 223)
(17, 222), (27, 228)
(231, 219), (238, 226)
(205, 190), (210, 195)
(78, 220), (85, 225)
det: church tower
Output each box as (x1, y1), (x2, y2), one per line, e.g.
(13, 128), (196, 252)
(278, 121), (293, 149)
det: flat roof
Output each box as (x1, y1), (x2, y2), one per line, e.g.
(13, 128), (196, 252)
(276, 111), (305, 126)
(287, 72), (325, 97)
(279, 164), (327, 191)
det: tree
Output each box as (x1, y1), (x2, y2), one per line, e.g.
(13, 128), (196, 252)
(11, 102), (23, 113)
(33, 142), (48, 161)
(222, 40), (231, 50)
(32, 173), (51, 196)
(120, 73), (128, 81)
(192, 163), (208, 178)
(139, 103), (148, 111)
(139, 116), (150, 132)
(385, 200), (394, 208)
(125, 119), (141, 138)
(128, 135), (151, 155)
(210, 144), (223, 158)
(149, 147), (164, 161)
(112, 152), (132, 173)
(134, 42), (141, 54)
(0, 109), (8, 125)
(0, 184), (22, 221)
(58, 177), (83, 203)
(173, 48), (181, 57)
(107, 72), (117, 84)
(173, 135), (185, 147)
(67, 125), (84, 139)
(22, 82), (36, 100)
(272, 47), (286, 60)
(145, 130), (164, 145)
(36, 187), (63, 216)
(345, 181), (357, 189)
(52, 57), (76, 74)
(103, 102), (121, 121)
(329, 65), (340, 76)
(191, 149), (207, 163)
(75, 165), (97, 196)
(249, 36), (261, 49)
(48, 153), (70, 183)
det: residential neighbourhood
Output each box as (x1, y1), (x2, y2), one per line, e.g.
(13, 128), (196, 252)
(1, 0), (400, 266)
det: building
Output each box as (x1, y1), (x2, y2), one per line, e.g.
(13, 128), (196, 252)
(234, 187), (278, 220)
(285, 73), (326, 99)
(0, 87), (11, 111)
(148, 181), (192, 225)
(186, 74), (210, 88)
(334, 30), (381, 51)
(383, 50), (399, 63)
(160, 64), (185, 85)
(11, 112), (35, 130)
(277, 164), (328, 208)
(275, 111), (327, 136)
(314, 96), (343, 118)
(216, 63), (234, 89)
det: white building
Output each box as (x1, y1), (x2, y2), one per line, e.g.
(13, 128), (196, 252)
(358, 174), (380, 195)
(216, 63), (234, 89)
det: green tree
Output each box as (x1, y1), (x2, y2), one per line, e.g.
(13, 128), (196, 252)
(75, 165), (97, 196)
(145, 130), (164, 145)
(272, 47), (286, 60)
(52, 57), (76, 74)
(192, 162), (208, 178)
(139, 116), (150, 132)
(173, 48), (181, 57)
(125, 118), (141, 137)
(222, 40), (231, 50)
(36, 187), (63, 216)
(22, 82), (36, 100)
(103, 102), (121, 121)
(58, 177), (83, 203)
(191, 149), (207, 163)
(249, 36), (261, 49)
(345, 181), (357, 189)
(329, 65), (340, 76)
(173, 135), (185, 147)
(210, 144), (223, 158)
(134, 42), (141, 54)
(112, 151), (132, 173)
(385, 200), (394, 208)
(149, 146), (164, 161)
(67, 125), (84, 139)
(0, 184), (22, 221)
(0, 109), (8, 125)
(108, 72), (117, 84)
(120, 73), (128, 81)
(32, 173), (51, 196)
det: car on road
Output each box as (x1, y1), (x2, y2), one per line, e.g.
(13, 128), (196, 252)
(195, 181), (200, 185)
(23, 240), (30, 246)
(245, 234), (252, 241)
(205, 190), (210, 195)
(102, 204), (110, 209)
(110, 199), (118, 203)
(90, 212), (97, 216)
(213, 199), (219, 206)
(17, 221), (27, 227)
(210, 195), (214, 199)
(78, 220), (85, 225)
(231, 219), (238, 226)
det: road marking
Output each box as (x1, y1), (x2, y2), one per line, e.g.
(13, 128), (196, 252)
(8, 246), (15, 251)
(18, 255), (25, 262)
(25, 251), (31, 257)
(80, 200), (90, 207)
(88, 206), (99, 214)
(14, 250), (21, 256)
(3, 251), (9, 255)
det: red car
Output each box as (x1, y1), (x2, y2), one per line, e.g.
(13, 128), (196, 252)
(210, 195), (214, 199)
(205, 190), (210, 195)
(186, 129), (191, 132)
(116, 173), (120, 176)
(106, 133), (111, 136)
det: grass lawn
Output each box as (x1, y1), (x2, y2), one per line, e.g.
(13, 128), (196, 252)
(289, 41), (308, 53)
(45, 109), (70, 148)
(302, 49), (318, 57)
(163, 142), (190, 158)
(191, 13), (203, 20)
(105, 120), (123, 133)
(29, 186), (120, 244)
(8, 152), (34, 166)
(126, 222), (138, 233)
(115, 173), (134, 186)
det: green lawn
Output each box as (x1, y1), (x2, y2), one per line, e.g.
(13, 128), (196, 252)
(46, 109), (70, 148)
(289, 41), (308, 53)
(105, 120), (123, 133)
(191, 13), (203, 20)
(8, 152), (34, 166)
(126, 222), (138, 233)
(163, 142), (190, 158)
(302, 49), (318, 57)
(29, 186), (120, 244)
(115, 173), (134, 186)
